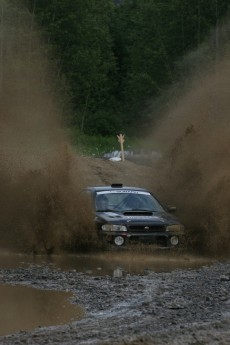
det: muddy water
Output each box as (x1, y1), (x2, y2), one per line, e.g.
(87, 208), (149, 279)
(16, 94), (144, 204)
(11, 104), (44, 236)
(0, 284), (84, 336)
(0, 251), (215, 336)
(50, 252), (215, 276)
(0, 250), (215, 276)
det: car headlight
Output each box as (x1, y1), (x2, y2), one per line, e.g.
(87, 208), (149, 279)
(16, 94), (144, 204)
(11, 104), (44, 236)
(166, 224), (184, 234)
(102, 224), (127, 232)
(170, 236), (179, 246)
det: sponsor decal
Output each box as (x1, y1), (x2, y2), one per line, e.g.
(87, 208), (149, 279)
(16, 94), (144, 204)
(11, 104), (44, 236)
(97, 190), (150, 196)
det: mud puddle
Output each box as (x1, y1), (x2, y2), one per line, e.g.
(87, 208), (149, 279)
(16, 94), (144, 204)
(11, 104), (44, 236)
(52, 251), (216, 277)
(0, 284), (84, 336)
(0, 250), (215, 276)
(0, 251), (216, 337)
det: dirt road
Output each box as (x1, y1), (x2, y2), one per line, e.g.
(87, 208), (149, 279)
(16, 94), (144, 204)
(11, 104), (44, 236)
(76, 155), (155, 189)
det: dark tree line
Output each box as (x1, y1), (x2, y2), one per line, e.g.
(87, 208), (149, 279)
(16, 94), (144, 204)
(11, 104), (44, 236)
(24, 0), (230, 136)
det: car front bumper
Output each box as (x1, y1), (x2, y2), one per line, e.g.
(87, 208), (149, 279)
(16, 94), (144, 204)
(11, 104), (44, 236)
(99, 230), (184, 247)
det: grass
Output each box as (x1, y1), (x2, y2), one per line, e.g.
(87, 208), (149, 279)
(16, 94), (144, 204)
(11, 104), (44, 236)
(67, 128), (142, 157)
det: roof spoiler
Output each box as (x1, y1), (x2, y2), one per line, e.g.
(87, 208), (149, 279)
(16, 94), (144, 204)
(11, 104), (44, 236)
(111, 183), (123, 188)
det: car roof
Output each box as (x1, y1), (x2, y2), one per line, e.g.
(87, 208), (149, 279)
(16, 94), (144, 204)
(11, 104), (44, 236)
(86, 184), (149, 193)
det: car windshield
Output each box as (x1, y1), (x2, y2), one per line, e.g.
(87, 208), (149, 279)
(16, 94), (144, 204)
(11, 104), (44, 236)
(95, 190), (165, 212)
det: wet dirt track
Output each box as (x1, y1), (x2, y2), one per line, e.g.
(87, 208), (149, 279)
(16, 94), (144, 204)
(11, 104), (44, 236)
(0, 254), (230, 345)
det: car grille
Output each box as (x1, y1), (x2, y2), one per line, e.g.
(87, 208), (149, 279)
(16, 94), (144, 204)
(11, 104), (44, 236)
(128, 225), (165, 233)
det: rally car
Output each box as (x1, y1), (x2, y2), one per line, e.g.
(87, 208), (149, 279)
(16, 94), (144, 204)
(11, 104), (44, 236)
(85, 184), (185, 247)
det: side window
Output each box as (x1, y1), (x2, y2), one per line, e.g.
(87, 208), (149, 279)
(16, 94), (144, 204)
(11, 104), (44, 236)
(96, 194), (108, 211)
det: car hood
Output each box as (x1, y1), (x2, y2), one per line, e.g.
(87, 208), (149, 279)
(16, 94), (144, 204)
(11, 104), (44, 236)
(95, 211), (180, 225)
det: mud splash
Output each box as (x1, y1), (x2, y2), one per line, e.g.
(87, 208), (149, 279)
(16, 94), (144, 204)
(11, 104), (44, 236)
(1, 1), (230, 256)
(149, 25), (230, 255)
(0, 1), (95, 253)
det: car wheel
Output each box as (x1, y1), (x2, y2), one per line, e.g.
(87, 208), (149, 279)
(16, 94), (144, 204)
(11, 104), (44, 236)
(114, 236), (125, 246)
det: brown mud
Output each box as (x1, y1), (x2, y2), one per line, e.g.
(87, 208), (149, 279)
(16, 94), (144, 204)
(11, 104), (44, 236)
(0, 2), (91, 254)
(0, 2), (156, 255)
(0, 284), (84, 336)
(147, 51), (230, 255)
(0, 260), (230, 345)
(0, 1), (230, 258)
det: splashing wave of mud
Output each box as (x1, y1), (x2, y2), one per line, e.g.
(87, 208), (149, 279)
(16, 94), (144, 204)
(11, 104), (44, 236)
(150, 48), (230, 255)
(1, 2), (230, 256)
(0, 1), (96, 254)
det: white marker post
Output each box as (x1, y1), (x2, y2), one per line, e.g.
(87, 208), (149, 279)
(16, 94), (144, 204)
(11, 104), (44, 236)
(117, 134), (125, 161)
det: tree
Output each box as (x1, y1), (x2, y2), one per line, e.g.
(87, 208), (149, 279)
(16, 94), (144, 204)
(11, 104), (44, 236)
(24, 0), (230, 135)
(26, 0), (119, 134)
(111, 0), (230, 131)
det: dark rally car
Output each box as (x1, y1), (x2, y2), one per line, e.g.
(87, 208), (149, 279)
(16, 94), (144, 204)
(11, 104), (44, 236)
(86, 184), (185, 247)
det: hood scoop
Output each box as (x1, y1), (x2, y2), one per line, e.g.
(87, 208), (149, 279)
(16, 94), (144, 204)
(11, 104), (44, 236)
(123, 211), (153, 216)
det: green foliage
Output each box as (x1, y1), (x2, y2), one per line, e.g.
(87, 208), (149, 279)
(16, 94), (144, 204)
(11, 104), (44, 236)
(68, 128), (140, 157)
(69, 131), (118, 156)
(26, 0), (118, 132)
(23, 0), (230, 136)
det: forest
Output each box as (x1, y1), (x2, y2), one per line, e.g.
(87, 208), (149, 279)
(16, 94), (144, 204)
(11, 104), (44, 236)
(21, 0), (230, 141)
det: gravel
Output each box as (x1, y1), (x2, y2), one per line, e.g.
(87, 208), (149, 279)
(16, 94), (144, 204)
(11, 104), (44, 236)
(0, 260), (230, 344)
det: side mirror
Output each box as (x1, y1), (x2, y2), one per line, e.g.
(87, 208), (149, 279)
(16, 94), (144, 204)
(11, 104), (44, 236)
(166, 205), (177, 213)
